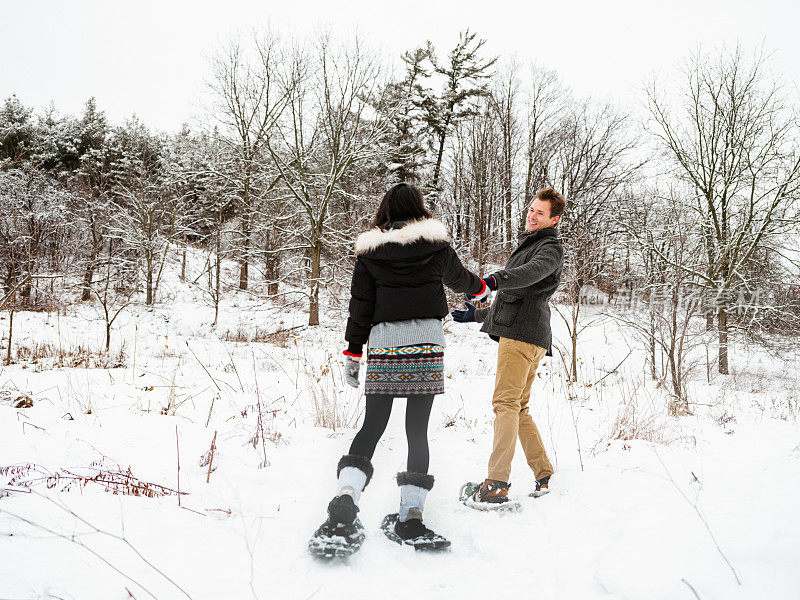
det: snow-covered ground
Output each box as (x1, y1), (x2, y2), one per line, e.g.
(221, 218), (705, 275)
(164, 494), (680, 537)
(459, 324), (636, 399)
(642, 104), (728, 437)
(1, 248), (799, 600)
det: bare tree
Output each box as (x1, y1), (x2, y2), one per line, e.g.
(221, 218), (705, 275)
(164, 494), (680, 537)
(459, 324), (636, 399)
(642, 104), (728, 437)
(89, 237), (137, 353)
(266, 32), (389, 325)
(206, 30), (288, 291)
(449, 103), (501, 271)
(490, 57), (523, 252)
(110, 184), (178, 306)
(617, 188), (707, 413)
(546, 100), (642, 381)
(646, 45), (800, 374)
(524, 65), (567, 219)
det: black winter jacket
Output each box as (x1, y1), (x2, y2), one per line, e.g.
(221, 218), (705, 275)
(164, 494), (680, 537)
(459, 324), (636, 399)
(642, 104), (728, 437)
(344, 219), (484, 354)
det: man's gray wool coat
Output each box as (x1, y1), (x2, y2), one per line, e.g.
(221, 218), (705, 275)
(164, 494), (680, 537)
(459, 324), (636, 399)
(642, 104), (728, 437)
(475, 227), (564, 355)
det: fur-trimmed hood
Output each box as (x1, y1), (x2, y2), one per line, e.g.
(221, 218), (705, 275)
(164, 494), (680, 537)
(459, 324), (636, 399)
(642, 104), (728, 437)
(354, 218), (450, 256)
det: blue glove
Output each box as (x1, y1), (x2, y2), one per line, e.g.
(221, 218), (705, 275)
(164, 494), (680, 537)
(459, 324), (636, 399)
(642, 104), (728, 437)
(451, 302), (476, 323)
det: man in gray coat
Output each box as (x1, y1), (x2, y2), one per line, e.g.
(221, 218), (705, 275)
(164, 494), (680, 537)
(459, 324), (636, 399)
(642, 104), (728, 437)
(452, 187), (565, 505)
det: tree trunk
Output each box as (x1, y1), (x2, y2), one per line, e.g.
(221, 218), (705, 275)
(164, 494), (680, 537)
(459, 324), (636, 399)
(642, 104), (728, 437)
(81, 259), (95, 301)
(105, 321), (112, 353)
(431, 130), (447, 200)
(5, 308), (13, 365)
(81, 215), (101, 301)
(570, 301), (580, 382)
(146, 261), (154, 305)
(239, 213), (250, 291)
(180, 244), (187, 281)
(20, 279), (32, 306)
(705, 305), (714, 331)
(505, 185), (513, 253)
(266, 227), (279, 296)
(649, 310), (657, 381)
(718, 305), (729, 375)
(503, 132), (513, 252)
(214, 254), (221, 326)
(309, 239), (322, 326)
(214, 225), (221, 326)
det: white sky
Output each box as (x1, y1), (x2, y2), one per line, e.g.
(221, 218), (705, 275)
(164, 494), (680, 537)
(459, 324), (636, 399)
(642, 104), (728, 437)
(1, 0), (798, 131)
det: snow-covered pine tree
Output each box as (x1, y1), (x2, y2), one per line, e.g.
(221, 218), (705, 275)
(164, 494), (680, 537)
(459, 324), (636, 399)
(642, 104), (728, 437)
(424, 30), (497, 208)
(0, 95), (36, 164)
(376, 47), (432, 184)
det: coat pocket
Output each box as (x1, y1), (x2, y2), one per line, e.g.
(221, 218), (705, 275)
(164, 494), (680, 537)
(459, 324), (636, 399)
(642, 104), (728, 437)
(492, 292), (523, 327)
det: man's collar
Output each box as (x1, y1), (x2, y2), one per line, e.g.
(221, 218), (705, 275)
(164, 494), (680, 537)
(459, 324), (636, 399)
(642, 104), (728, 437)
(518, 226), (558, 242)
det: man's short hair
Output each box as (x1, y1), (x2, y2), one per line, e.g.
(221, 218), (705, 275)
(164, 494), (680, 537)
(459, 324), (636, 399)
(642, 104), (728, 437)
(536, 188), (566, 218)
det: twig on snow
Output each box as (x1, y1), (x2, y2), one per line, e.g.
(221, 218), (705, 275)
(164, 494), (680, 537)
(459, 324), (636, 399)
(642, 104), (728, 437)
(588, 349), (633, 387)
(206, 431), (217, 484)
(184, 340), (236, 393)
(681, 578), (702, 599)
(654, 449), (741, 586)
(0, 490), (193, 599)
(176, 425), (181, 507)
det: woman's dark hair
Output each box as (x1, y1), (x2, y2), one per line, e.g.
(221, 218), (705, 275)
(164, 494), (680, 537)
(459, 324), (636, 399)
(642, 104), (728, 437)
(369, 183), (432, 230)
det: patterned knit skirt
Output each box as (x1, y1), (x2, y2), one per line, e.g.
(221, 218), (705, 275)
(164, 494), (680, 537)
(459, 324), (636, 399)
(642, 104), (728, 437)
(365, 344), (445, 397)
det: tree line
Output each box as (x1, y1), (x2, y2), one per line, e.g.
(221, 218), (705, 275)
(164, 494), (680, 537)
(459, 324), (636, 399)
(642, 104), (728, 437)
(2, 29), (799, 410)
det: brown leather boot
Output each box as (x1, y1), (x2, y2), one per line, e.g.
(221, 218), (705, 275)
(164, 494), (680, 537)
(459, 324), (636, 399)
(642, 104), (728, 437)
(531, 475), (550, 498)
(472, 478), (510, 504)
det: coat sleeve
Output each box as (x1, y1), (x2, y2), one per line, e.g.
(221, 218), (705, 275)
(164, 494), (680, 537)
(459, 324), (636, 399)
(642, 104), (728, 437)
(442, 247), (484, 295)
(344, 257), (376, 354)
(492, 242), (563, 291)
(474, 306), (490, 323)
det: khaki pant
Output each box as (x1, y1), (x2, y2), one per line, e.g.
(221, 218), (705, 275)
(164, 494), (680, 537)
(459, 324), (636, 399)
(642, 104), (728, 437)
(487, 337), (553, 483)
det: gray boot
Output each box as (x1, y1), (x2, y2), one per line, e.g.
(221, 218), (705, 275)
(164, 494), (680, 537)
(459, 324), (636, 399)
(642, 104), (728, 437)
(387, 471), (450, 550)
(330, 454), (374, 523)
(309, 455), (373, 559)
(396, 471), (434, 522)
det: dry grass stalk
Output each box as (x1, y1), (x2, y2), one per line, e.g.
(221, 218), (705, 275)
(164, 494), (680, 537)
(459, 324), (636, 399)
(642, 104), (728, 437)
(306, 351), (362, 430)
(0, 461), (185, 498)
(221, 325), (301, 347)
(11, 342), (126, 370)
(175, 425), (181, 506)
(206, 431), (217, 483)
(608, 378), (677, 446)
(251, 352), (271, 468)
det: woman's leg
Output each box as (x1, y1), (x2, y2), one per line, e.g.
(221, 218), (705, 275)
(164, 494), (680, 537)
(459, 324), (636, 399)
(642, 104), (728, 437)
(348, 394), (394, 459)
(404, 394), (434, 473)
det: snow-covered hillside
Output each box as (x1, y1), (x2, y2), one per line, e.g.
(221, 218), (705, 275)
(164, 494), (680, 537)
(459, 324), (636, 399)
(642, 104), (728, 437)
(1, 247), (798, 600)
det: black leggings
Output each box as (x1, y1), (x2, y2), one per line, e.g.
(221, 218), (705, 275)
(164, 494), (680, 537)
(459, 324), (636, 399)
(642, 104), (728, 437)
(348, 394), (434, 474)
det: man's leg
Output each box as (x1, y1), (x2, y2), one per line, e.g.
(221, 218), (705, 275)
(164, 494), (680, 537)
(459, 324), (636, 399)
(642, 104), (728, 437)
(487, 338), (534, 482)
(518, 345), (554, 481)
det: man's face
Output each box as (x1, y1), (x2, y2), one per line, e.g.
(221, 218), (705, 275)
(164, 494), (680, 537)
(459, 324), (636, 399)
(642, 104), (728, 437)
(526, 198), (560, 232)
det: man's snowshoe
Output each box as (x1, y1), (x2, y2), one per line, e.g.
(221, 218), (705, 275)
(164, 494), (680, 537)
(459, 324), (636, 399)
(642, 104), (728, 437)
(308, 494), (365, 559)
(381, 512), (451, 552)
(458, 481), (482, 503)
(459, 480), (521, 512)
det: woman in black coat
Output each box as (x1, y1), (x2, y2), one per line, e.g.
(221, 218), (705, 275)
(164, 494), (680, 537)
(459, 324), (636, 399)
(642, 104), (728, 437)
(309, 183), (488, 556)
